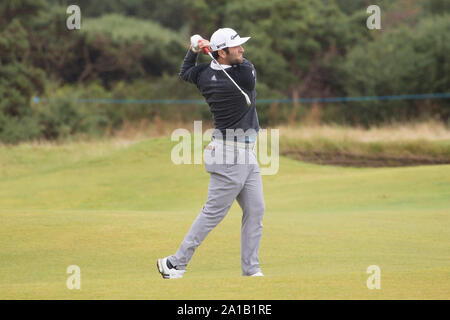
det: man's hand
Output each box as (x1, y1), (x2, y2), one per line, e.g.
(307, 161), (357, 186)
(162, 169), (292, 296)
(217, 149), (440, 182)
(197, 39), (210, 54)
(190, 35), (211, 54)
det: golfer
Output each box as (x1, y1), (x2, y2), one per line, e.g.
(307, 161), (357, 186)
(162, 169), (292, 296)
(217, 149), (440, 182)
(157, 28), (265, 278)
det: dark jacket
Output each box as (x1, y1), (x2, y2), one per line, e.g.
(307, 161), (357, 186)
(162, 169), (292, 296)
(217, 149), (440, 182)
(179, 49), (260, 140)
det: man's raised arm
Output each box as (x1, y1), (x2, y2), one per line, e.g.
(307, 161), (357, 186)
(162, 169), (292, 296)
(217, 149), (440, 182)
(179, 38), (210, 84)
(179, 50), (200, 84)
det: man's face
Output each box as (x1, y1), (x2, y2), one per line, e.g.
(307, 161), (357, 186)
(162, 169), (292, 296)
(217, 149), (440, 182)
(223, 45), (244, 65)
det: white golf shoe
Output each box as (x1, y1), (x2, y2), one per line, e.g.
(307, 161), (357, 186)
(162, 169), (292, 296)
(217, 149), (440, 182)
(250, 271), (264, 277)
(157, 257), (186, 279)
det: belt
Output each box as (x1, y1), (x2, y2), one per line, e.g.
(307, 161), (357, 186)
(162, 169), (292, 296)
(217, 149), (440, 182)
(212, 137), (255, 150)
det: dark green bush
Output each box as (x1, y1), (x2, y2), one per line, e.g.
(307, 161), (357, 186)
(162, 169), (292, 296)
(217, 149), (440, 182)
(339, 14), (450, 126)
(0, 114), (41, 144)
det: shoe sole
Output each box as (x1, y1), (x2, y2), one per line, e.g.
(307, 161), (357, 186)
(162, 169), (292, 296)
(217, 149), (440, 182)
(157, 259), (170, 279)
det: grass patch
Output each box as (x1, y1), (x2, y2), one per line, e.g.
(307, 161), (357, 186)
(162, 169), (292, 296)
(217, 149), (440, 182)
(279, 122), (450, 166)
(0, 137), (449, 299)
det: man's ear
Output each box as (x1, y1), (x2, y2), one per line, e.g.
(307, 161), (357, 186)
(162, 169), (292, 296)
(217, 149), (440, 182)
(218, 49), (227, 59)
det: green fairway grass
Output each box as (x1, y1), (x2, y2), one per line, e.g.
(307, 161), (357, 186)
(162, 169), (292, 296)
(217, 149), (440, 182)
(0, 137), (449, 299)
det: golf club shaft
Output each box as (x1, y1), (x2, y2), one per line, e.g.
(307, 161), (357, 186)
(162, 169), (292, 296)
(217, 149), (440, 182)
(203, 48), (251, 106)
(207, 53), (244, 94)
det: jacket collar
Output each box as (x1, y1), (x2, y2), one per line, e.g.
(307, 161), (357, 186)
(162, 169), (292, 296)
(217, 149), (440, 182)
(210, 60), (232, 70)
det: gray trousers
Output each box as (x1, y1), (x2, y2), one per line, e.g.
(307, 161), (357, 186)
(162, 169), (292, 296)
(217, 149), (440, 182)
(168, 140), (265, 276)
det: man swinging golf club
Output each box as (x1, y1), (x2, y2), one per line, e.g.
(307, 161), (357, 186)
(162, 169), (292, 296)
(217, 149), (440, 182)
(157, 28), (265, 278)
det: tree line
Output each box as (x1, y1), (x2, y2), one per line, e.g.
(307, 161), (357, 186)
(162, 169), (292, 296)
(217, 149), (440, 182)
(0, 0), (449, 143)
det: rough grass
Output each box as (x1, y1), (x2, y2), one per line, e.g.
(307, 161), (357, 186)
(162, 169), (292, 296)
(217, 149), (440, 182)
(278, 121), (450, 166)
(0, 137), (449, 299)
(280, 121), (450, 142)
(6, 121), (448, 167)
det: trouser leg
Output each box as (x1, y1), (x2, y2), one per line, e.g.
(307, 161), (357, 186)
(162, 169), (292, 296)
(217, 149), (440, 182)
(236, 166), (265, 276)
(169, 170), (242, 269)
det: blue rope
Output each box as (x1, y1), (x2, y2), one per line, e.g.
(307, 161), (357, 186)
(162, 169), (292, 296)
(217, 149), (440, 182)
(33, 93), (450, 105)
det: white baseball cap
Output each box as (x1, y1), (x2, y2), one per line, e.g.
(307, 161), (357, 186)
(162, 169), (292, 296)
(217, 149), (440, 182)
(209, 28), (251, 51)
